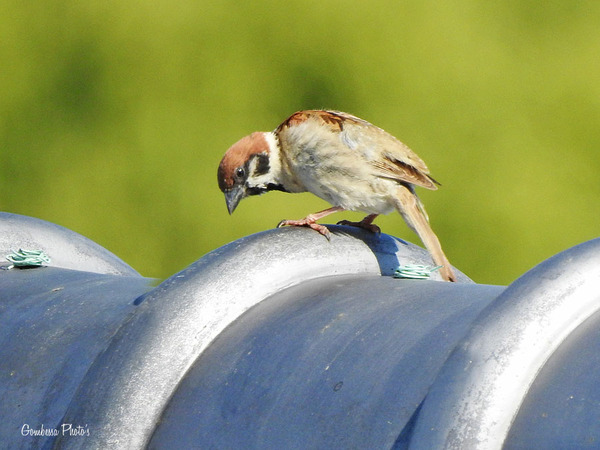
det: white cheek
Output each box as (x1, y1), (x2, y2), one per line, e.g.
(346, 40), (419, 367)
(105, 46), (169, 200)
(263, 132), (282, 176)
(251, 173), (272, 188)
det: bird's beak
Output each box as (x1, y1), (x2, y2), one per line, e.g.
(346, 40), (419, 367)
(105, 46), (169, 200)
(224, 185), (245, 215)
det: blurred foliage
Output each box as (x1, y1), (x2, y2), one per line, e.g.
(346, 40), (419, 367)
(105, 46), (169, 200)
(1, 0), (599, 284)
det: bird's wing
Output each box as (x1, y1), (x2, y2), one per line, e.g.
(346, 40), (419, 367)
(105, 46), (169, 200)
(277, 110), (439, 190)
(276, 110), (364, 133)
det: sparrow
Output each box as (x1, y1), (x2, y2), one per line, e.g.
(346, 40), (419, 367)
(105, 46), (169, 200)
(217, 110), (457, 282)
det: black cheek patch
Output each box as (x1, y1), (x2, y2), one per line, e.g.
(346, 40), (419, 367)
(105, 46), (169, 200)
(252, 153), (270, 177)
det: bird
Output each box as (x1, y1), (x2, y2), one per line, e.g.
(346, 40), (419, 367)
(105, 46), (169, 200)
(217, 110), (457, 282)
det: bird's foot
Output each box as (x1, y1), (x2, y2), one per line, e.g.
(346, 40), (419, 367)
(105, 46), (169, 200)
(277, 218), (331, 240)
(337, 214), (381, 234)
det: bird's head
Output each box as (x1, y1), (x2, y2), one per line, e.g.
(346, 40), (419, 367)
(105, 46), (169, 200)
(217, 131), (284, 214)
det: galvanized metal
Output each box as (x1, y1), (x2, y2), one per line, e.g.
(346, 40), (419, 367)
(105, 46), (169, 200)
(0, 267), (153, 449)
(55, 225), (470, 449)
(147, 275), (502, 449)
(4, 212), (600, 449)
(505, 304), (600, 448)
(0, 212), (139, 276)
(410, 237), (600, 449)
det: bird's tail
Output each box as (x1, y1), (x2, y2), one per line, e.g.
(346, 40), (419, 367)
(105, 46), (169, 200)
(394, 185), (457, 282)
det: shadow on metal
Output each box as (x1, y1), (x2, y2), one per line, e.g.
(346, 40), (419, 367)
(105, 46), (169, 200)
(0, 213), (152, 449)
(2, 213), (599, 449)
(54, 224), (472, 449)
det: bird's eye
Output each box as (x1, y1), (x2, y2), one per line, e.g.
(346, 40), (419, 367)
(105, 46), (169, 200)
(235, 167), (245, 179)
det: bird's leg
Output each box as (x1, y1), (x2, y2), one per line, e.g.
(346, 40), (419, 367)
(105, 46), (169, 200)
(337, 214), (381, 234)
(277, 206), (345, 239)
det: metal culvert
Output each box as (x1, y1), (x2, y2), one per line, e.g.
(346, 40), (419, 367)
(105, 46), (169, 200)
(1, 212), (599, 449)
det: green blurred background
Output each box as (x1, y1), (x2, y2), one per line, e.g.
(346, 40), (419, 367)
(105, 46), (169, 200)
(1, 1), (599, 285)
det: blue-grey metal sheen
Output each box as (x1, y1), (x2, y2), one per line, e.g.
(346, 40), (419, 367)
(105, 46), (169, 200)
(0, 212), (140, 276)
(410, 235), (600, 449)
(1, 212), (600, 449)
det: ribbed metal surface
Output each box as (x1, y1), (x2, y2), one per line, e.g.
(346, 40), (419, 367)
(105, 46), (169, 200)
(2, 213), (599, 449)
(410, 237), (600, 449)
(55, 225), (470, 449)
(148, 275), (501, 449)
(0, 267), (152, 449)
(0, 212), (139, 276)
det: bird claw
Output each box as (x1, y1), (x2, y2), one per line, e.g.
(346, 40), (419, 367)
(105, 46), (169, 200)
(336, 219), (381, 234)
(277, 219), (331, 240)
